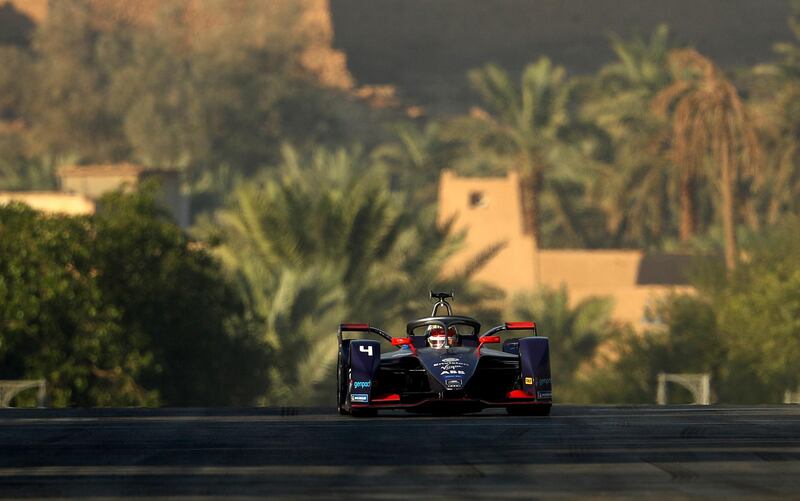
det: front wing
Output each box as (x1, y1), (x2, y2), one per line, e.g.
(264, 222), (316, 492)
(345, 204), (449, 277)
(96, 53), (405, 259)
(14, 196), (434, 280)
(350, 393), (552, 412)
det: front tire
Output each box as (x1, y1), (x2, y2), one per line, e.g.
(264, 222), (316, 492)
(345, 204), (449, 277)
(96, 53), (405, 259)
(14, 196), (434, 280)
(336, 350), (349, 415)
(507, 404), (551, 416)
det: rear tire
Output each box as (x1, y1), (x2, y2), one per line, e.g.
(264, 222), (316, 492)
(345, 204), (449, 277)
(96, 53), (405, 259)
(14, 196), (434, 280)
(336, 350), (349, 415)
(506, 404), (551, 416)
(337, 344), (378, 417)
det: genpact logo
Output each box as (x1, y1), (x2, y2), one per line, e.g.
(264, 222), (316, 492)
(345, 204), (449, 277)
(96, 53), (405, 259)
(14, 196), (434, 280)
(353, 381), (371, 389)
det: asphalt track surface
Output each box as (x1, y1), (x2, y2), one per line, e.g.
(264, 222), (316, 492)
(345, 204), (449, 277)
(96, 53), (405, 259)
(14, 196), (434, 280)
(0, 406), (798, 499)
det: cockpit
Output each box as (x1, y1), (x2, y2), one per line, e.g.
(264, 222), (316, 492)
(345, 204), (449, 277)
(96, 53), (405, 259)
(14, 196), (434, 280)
(398, 292), (482, 349)
(426, 325), (459, 349)
(407, 318), (480, 349)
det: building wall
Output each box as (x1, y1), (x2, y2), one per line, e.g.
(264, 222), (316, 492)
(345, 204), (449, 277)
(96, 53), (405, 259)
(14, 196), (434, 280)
(58, 165), (189, 227)
(539, 250), (642, 290)
(438, 171), (692, 328)
(139, 171), (189, 227)
(0, 192), (95, 215)
(59, 172), (140, 199)
(438, 170), (536, 291)
(538, 250), (692, 325)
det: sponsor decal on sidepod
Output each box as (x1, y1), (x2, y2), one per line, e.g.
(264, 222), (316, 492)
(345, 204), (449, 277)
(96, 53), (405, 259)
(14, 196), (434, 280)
(353, 381), (371, 389)
(351, 393), (369, 403)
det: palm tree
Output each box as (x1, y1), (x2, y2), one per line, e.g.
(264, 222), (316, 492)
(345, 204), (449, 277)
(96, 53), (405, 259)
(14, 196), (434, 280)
(605, 24), (672, 93)
(466, 58), (584, 249)
(371, 121), (458, 207)
(583, 25), (681, 247)
(199, 144), (503, 404)
(748, 5), (800, 227)
(653, 49), (761, 270)
(506, 286), (617, 401)
(751, 84), (800, 225)
(771, 0), (800, 80)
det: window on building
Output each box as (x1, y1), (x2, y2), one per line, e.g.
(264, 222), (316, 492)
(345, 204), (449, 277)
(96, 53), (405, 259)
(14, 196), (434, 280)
(469, 191), (486, 208)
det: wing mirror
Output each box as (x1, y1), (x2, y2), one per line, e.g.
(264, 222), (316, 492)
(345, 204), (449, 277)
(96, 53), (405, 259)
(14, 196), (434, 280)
(391, 337), (416, 353)
(479, 335), (501, 344)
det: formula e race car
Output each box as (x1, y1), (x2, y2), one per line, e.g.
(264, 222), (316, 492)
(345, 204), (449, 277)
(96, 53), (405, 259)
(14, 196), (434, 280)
(336, 292), (552, 416)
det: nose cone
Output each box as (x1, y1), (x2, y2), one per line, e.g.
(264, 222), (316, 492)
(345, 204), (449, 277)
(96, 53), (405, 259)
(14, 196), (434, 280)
(416, 348), (479, 390)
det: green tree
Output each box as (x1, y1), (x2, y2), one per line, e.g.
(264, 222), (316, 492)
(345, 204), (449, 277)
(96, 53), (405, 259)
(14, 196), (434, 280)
(749, 84), (800, 226)
(0, 46), (29, 120)
(769, 0), (800, 80)
(1, 0), (344, 207)
(591, 220), (800, 404)
(25, 0), (127, 163)
(461, 58), (610, 250)
(505, 286), (623, 402)
(0, 133), (56, 191)
(371, 121), (459, 206)
(103, 17), (328, 175)
(599, 294), (721, 404)
(91, 187), (270, 406)
(748, 2), (800, 227)
(0, 204), (154, 406)
(582, 25), (683, 247)
(653, 49), (762, 270)
(0, 189), (270, 407)
(201, 145), (502, 404)
(708, 218), (800, 402)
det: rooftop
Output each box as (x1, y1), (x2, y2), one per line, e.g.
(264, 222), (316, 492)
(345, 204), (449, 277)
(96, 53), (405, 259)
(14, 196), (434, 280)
(57, 164), (180, 178)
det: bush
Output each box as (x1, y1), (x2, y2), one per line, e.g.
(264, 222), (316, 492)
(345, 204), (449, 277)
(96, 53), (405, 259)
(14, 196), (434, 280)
(0, 189), (270, 406)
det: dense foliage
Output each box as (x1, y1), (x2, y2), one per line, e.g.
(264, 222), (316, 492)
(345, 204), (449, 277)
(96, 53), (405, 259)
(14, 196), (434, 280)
(572, 219), (800, 404)
(1, 1), (799, 405)
(0, 204), (129, 406)
(198, 146), (502, 404)
(506, 287), (631, 403)
(0, 191), (269, 406)
(0, 1), (347, 206)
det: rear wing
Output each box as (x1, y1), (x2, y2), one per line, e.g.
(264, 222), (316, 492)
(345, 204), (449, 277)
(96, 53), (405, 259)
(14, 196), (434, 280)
(337, 323), (392, 344)
(480, 321), (538, 339)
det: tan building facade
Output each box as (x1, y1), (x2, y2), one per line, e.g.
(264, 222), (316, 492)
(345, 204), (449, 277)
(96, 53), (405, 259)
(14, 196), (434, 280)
(2, 0), (353, 90)
(1, 164), (189, 225)
(0, 192), (95, 215)
(438, 170), (692, 328)
(438, 170), (537, 291)
(58, 164), (189, 227)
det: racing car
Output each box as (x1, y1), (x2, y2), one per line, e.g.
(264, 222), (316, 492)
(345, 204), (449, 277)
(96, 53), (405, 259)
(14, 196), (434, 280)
(336, 291), (552, 416)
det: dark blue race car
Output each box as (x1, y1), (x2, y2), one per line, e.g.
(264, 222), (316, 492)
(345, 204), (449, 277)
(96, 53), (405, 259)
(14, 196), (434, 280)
(336, 292), (552, 416)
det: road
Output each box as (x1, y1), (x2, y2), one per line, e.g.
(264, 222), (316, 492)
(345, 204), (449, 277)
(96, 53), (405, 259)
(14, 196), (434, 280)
(0, 406), (798, 498)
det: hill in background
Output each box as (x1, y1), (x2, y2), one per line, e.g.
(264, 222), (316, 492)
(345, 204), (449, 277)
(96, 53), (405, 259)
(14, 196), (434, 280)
(330, 0), (793, 113)
(0, 0), (353, 90)
(2, 0), (795, 113)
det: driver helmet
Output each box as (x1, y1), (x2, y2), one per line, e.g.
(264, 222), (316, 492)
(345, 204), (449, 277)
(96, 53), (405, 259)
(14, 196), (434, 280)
(427, 325), (458, 349)
(447, 325), (458, 346)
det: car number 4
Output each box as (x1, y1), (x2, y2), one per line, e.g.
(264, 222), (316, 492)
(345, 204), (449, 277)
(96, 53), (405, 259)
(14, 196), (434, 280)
(359, 345), (373, 356)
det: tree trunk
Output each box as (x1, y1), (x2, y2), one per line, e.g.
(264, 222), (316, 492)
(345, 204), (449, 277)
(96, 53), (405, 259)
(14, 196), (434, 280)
(767, 150), (794, 225)
(519, 166), (543, 287)
(519, 168), (543, 246)
(679, 168), (696, 243)
(720, 146), (737, 272)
